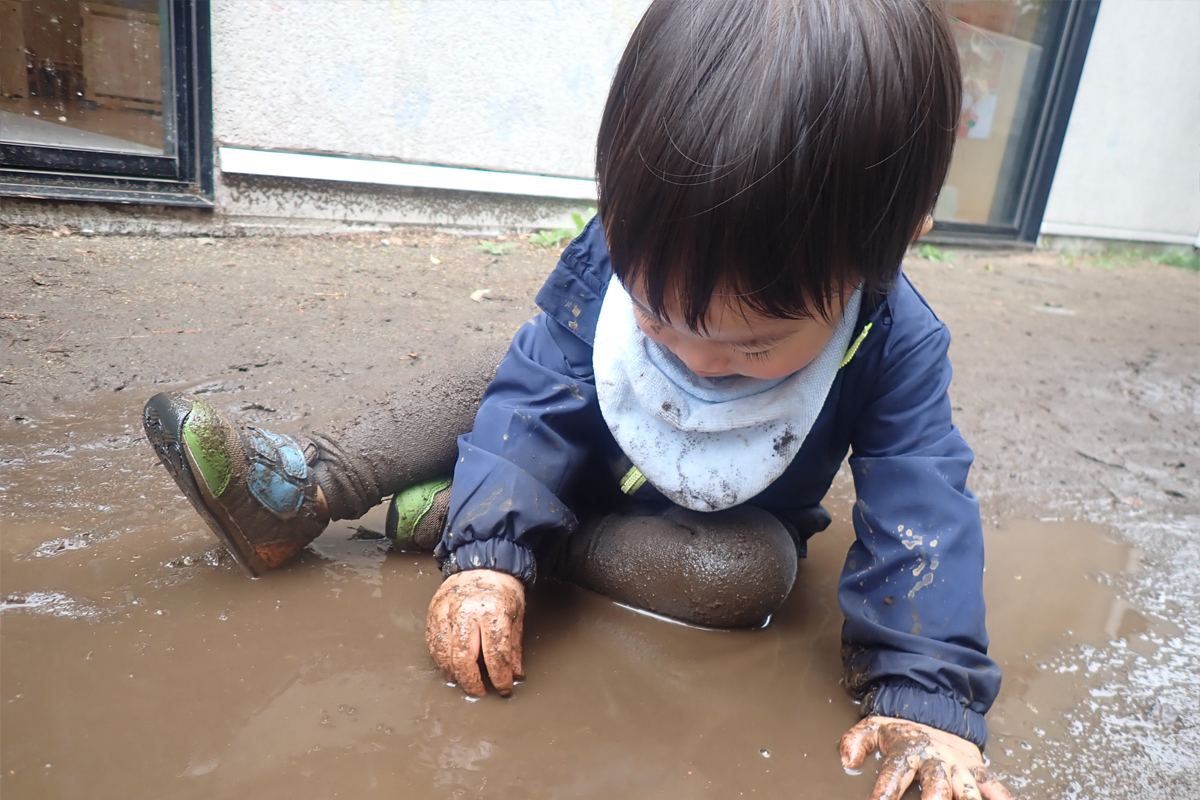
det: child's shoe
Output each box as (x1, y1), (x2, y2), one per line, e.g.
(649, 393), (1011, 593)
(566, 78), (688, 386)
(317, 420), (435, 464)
(385, 476), (452, 551)
(143, 392), (329, 576)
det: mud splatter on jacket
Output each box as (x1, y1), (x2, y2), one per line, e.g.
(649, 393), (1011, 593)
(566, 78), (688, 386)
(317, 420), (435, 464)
(435, 218), (1001, 747)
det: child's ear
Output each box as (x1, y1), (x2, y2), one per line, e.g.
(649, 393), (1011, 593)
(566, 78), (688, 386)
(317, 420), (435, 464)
(913, 214), (934, 241)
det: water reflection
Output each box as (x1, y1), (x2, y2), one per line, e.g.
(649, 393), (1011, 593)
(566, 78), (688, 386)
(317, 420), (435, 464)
(0, 395), (1175, 799)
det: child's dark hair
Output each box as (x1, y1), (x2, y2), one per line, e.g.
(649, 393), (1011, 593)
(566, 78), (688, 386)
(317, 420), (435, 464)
(596, 0), (962, 328)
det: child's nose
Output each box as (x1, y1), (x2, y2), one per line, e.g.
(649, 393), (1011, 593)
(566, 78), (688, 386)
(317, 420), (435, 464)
(674, 340), (728, 376)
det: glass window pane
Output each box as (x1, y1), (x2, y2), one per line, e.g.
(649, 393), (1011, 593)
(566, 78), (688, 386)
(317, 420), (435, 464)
(0, 0), (172, 156)
(937, 0), (1056, 227)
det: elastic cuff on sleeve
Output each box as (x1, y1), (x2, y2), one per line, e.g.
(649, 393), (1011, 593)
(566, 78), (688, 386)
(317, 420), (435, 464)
(862, 681), (989, 748)
(439, 538), (537, 584)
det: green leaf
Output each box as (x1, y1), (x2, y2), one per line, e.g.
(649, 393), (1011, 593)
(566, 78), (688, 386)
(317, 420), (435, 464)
(571, 207), (597, 237)
(529, 229), (570, 248)
(917, 243), (953, 263)
(477, 241), (517, 255)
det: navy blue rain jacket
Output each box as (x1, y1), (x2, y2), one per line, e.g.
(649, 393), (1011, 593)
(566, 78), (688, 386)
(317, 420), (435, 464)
(434, 219), (1001, 746)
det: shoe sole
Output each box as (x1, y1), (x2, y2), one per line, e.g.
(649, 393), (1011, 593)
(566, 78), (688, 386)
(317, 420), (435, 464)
(143, 393), (268, 577)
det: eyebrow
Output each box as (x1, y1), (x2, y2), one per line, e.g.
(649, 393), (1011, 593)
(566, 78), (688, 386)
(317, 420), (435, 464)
(629, 293), (787, 348)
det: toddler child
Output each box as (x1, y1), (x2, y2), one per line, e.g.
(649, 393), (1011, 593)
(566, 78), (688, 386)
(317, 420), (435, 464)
(144, 1), (1013, 797)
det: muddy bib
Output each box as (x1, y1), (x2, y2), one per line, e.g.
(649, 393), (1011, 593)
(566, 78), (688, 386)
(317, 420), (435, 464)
(593, 276), (860, 511)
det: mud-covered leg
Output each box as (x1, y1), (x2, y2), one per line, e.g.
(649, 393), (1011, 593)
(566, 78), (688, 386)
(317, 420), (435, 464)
(144, 340), (506, 575)
(559, 505), (798, 628)
(308, 341), (508, 521)
(143, 392), (330, 576)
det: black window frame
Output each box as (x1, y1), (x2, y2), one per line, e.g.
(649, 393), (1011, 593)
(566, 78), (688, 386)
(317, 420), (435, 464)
(0, 0), (212, 207)
(927, 0), (1101, 246)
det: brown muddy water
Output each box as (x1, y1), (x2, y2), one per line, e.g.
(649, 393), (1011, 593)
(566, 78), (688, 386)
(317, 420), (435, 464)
(0, 391), (1155, 800)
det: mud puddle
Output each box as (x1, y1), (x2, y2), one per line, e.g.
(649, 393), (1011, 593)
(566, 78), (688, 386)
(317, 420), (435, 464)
(0, 397), (1164, 799)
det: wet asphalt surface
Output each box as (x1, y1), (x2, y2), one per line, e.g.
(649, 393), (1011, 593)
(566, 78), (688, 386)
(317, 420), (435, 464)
(1, 228), (1197, 799)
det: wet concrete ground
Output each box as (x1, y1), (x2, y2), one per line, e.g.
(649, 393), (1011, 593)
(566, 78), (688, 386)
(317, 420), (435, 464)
(2, 229), (1197, 799)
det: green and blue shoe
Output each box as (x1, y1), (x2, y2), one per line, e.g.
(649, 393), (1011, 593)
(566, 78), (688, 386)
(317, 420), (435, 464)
(385, 476), (452, 552)
(143, 392), (329, 576)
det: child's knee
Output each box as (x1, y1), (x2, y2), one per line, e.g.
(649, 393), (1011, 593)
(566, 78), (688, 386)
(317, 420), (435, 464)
(566, 505), (797, 628)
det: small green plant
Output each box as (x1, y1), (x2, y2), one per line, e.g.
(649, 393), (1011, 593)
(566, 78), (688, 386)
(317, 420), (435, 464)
(1055, 244), (1199, 271)
(528, 229), (569, 248)
(917, 243), (954, 263)
(530, 207), (597, 248)
(569, 208), (596, 236)
(478, 241), (518, 256)
(1150, 249), (1200, 271)
(1092, 246), (1146, 269)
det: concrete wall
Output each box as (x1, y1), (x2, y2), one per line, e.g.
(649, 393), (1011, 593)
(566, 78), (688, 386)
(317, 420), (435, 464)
(211, 0), (650, 178)
(203, 0), (653, 232)
(1040, 0), (1200, 245)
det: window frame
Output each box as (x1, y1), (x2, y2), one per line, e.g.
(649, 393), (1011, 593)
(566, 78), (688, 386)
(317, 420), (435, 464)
(926, 0), (1102, 246)
(0, 0), (212, 207)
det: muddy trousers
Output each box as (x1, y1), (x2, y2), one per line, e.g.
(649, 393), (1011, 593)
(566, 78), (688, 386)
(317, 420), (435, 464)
(304, 340), (798, 628)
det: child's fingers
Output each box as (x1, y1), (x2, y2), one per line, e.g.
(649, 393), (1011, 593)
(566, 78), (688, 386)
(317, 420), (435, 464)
(481, 615), (515, 696)
(918, 758), (953, 800)
(511, 607), (525, 681)
(839, 718), (881, 769)
(451, 618), (486, 697)
(868, 751), (919, 800)
(971, 768), (1015, 800)
(949, 764), (983, 800)
(428, 626), (454, 684)
(425, 596), (456, 683)
(920, 776), (954, 800)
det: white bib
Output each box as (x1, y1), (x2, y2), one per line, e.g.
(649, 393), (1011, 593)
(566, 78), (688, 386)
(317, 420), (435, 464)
(593, 276), (860, 511)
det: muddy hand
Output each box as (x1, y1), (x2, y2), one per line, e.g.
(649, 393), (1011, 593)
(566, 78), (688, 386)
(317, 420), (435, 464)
(840, 716), (1016, 800)
(425, 569), (526, 697)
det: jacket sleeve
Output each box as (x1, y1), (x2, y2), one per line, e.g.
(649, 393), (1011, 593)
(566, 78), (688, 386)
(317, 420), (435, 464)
(841, 320), (1001, 748)
(434, 312), (602, 583)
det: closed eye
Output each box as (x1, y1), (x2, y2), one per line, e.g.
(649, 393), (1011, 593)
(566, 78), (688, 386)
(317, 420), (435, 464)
(737, 348), (774, 362)
(632, 305), (666, 335)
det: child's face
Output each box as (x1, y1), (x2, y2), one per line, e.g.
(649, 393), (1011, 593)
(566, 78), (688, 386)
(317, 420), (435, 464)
(626, 282), (849, 381)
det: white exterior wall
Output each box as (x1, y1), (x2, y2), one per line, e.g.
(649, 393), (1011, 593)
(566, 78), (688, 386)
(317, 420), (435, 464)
(33, 0), (1178, 241)
(211, 0), (652, 178)
(205, 0), (649, 232)
(1040, 0), (1200, 246)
